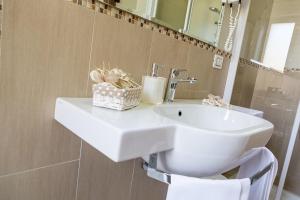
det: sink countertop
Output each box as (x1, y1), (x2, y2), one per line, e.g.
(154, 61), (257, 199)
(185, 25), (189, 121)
(55, 98), (176, 162)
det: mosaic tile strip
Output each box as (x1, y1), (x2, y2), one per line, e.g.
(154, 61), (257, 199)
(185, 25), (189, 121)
(70, 0), (232, 58)
(239, 58), (264, 69)
(284, 67), (300, 73)
(239, 58), (300, 74)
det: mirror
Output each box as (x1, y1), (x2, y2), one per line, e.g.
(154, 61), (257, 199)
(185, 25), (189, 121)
(241, 0), (299, 72)
(103, 0), (235, 51)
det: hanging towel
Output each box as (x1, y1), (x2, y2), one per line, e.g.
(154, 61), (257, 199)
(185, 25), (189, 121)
(166, 175), (250, 200)
(236, 147), (278, 200)
(166, 147), (277, 200)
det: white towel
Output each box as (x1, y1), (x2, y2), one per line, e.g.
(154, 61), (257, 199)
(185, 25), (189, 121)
(166, 175), (250, 200)
(236, 147), (278, 200)
(166, 147), (277, 200)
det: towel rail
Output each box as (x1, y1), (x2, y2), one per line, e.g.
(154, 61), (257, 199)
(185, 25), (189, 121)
(143, 154), (274, 185)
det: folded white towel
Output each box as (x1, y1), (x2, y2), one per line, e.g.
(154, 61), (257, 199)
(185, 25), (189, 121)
(166, 147), (277, 200)
(166, 175), (250, 200)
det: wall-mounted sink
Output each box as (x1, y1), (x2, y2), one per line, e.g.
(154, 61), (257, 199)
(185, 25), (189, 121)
(55, 98), (273, 177)
(149, 104), (273, 177)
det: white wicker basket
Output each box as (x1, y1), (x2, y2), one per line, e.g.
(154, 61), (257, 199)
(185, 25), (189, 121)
(92, 82), (142, 111)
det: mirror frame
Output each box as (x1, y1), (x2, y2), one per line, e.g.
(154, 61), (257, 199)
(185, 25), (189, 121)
(223, 0), (251, 103)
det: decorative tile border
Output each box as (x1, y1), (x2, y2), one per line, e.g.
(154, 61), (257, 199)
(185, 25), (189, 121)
(70, 0), (300, 73)
(285, 67), (300, 73)
(239, 58), (300, 74)
(70, 0), (232, 58)
(239, 58), (273, 71)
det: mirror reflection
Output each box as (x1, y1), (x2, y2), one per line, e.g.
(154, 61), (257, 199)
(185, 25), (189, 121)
(114, 0), (241, 51)
(241, 0), (299, 72)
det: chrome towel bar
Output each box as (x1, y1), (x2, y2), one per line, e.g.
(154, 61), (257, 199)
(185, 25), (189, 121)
(143, 154), (274, 185)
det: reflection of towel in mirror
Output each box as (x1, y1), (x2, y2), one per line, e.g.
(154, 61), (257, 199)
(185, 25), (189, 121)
(166, 147), (277, 200)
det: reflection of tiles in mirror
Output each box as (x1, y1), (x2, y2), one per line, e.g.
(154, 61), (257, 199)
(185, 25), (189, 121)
(68, 0), (231, 59)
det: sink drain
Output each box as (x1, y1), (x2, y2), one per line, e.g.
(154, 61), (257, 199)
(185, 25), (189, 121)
(178, 110), (182, 117)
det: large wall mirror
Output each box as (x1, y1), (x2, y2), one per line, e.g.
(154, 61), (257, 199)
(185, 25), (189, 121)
(116, 0), (222, 46)
(102, 0), (242, 52)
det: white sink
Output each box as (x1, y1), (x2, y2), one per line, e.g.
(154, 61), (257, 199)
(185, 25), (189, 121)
(150, 104), (273, 177)
(55, 98), (273, 177)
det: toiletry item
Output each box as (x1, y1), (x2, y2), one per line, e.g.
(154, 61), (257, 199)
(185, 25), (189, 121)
(90, 67), (140, 89)
(202, 94), (230, 108)
(90, 64), (142, 110)
(142, 63), (166, 104)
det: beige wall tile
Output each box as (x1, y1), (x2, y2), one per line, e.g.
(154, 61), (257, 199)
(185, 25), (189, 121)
(0, 161), (79, 200)
(231, 63), (258, 107)
(183, 45), (214, 99)
(0, 0), (94, 175)
(210, 57), (230, 97)
(286, 71), (300, 80)
(89, 12), (153, 85)
(249, 68), (300, 194)
(130, 159), (167, 200)
(147, 32), (191, 98)
(77, 142), (134, 200)
(148, 32), (189, 76)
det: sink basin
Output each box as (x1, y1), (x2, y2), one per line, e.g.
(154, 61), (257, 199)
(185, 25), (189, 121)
(147, 104), (273, 177)
(55, 98), (273, 177)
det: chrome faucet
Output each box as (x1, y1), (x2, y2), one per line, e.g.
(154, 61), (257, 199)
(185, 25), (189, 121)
(164, 68), (197, 102)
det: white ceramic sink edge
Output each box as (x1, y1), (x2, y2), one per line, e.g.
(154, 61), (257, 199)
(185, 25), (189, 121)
(150, 103), (273, 176)
(55, 97), (273, 177)
(55, 98), (176, 162)
(172, 99), (264, 118)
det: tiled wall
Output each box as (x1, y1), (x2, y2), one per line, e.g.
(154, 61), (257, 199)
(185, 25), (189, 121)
(232, 62), (300, 195)
(232, 58), (300, 108)
(250, 69), (300, 195)
(0, 0), (231, 199)
(231, 59), (259, 107)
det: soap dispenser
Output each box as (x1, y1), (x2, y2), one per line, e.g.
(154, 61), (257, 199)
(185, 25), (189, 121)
(142, 63), (167, 104)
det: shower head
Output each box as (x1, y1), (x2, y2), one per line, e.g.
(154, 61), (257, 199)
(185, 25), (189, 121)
(209, 7), (220, 14)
